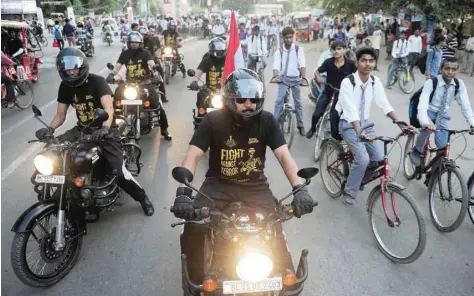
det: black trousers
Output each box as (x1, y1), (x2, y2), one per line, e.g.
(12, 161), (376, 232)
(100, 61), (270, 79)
(153, 58), (167, 97)
(114, 83), (169, 129)
(57, 126), (147, 201)
(180, 178), (294, 284)
(311, 91), (342, 140)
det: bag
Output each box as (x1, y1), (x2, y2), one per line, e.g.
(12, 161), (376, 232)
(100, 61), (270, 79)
(417, 50), (428, 75)
(52, 39), (59, 48)
(54, 26), (62, 40)
(408, 77), (459, 128)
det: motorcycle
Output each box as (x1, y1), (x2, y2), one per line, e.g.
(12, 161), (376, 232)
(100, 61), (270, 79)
(10, 105), (141, 287)
(169, 166), (319, 296)
(103, 32), (113, 46)
(76, 36), (95, 57)
(356, 31), (372, 48)
(186, 69), (223, 130)
(161, 46), (184, 85)
(106, 63), (161, 144)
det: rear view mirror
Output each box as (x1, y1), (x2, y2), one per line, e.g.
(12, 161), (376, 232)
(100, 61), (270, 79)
(187, 69), (196, 77)
(32, 105), (42, 117)
(106, 63), (114, 70)
(297, 167), (319, 179)
(172, 167), (194, 184)
(92, 109), (109, 125)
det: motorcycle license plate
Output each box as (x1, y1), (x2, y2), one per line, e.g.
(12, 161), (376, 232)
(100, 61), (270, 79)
(222, 277), (282, 294)
(121, 100), (142, 105)
(35, 175), (65, 184)
(206, 108), (218, 113)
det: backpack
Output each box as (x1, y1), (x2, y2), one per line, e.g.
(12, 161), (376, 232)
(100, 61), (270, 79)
(54, 26), (62, 40)
(408, 77), (460, 128)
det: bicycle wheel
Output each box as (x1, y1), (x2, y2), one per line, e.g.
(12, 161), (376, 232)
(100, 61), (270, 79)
(398, 69), (415, 94)
(258, 68), (265, 93)
(468, 173), (474, 226)
(367, 185), (426, 264)
(313, 114), (330, 162)
(428, 167), (468, 232)
(403, 134), (417, 180)
(40, 35), (48, 47)
(319, 139), (348, 198)
(279, 111), (295, 149)
(387, 65), (397, 86)
(14, 81), (34, 109)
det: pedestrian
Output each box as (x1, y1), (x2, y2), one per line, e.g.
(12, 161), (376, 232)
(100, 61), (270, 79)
(407, 29), (422, 72)
(53, 20), (64, 50)
(312, 18), (320, 41)
(272, 27), (308, 136)
(372, 25), (383, 70)
(442, 33), (457, 59)
(425, 36), (445, 79)
(461, 31), (474, 75)
(63, 18), (76, 48)
(420, 28), (428, 55)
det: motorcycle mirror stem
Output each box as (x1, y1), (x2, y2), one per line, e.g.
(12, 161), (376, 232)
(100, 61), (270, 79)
(277, 178), (311, 206)
(181, 181), (216, 208)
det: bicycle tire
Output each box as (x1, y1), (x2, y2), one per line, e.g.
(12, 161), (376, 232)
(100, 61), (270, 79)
(40, 35), (48, 47)
(313, 114), (329, 162)
(280, 111), (295, 149)
(14, 81), (34, 109)
(399, 70), (415, 94)
(428, 167), (469, 232)
(319, 139), (348, 198)
(367, 185), (426, 264)
(403, 134), (417, 180)
(387, 65), (397, 86)
(313, 131), (323, 162)
(468, 173), (474, 226)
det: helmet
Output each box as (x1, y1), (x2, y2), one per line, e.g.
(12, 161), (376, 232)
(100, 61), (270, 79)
(56, 48), (89, 87)
(209, 37), (226, 59)
(167, 20), (176, 31)
(127, 31), (143, 50)
(77, 21), (84, 28)
(223, 69), (265, 120)
(138, 26), (148, 36)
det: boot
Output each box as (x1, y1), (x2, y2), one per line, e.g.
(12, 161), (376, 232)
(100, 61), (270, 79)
(161, 128), (172, 141)
(139, 195), (155, 216)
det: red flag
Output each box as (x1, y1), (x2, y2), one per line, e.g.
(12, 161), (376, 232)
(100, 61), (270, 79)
(222, 11), (245, 86)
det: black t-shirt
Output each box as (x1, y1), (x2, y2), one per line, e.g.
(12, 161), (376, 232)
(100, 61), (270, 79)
(190, 109), (286, 182)
(57, 74), (113, 125)
(117, 48), (153, 82)
(317, 57), (356, 95)
(197, 55), (225, 92)
(163, 30), (179, 47)
(143, 36), (161, 57)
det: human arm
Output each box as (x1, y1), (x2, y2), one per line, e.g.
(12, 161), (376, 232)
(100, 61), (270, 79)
(417, 79), (434, 127)
(299, 48), (307, 81)
(273, 145), (302, 187)
(455, 80), (474, 127)
(272, 48), (281, 77)
(373, 77), (395, 117)
(315, 59), (330, 83)
(425, 49), (434, 78)
(192, 70), (204, 82)
(391, 40), (398, 58)
(100, 95), (114, 127)
(50, 103), (69, 131)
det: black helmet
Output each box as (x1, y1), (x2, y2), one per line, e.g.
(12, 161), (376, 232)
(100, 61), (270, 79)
(56, 48), (89, 87)
(223, 69), (265, 120)
(127, 31), (143, 50)
(77, 21), (84, 28)
(209, 37), (226, 59)
(168, 20), (176, 31)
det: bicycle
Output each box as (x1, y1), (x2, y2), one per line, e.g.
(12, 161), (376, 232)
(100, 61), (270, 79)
(311, 83), (338, 162)
(250, 54), (266, 92)
(267, 34), (277, 57)
(387, 58), (415, 94)
(319, 123), (426, 264)
(270, 76), (308, 149)
(403, 128), (471, 232)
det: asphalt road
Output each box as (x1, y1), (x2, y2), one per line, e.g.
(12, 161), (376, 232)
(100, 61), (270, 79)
(1, 34), (474, 296)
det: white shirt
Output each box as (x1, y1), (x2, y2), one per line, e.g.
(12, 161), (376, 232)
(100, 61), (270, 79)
(336, 72), (394, 123)
(407, 35), (422, 54)
(212, 24), (225, 35)
(246, 34), (267, 56)
(160, 20), (168, 30)
(273, 44), (306, 77)
(466, 36), (474, 51)
(370, 29), (383, 50)
(391, 39), (409, 58)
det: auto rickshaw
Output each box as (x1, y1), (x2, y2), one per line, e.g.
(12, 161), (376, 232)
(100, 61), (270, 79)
(1, 21), (42, 83)
(294, 16), (311, 42)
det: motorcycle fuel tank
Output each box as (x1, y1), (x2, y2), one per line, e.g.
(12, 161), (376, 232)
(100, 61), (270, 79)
(71, 142), (104, 175)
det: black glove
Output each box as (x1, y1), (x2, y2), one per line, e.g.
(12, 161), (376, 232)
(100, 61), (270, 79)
(172, 187), (194, 220)
(291, 185), (314, 218)
(35, 127), (54, 140)
(189, 81), (199, 91)
(91, 126), (110, 142)
(106, 73), (115, 83)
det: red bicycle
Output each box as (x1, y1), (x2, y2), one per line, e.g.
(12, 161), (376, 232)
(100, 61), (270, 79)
(320, 122), (426, 264)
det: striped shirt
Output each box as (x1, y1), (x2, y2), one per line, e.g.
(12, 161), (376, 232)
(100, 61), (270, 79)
(442, 37), (458, 59)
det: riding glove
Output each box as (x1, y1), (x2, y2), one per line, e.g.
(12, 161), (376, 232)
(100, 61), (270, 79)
(291, 185), (314, 218)
(189, 81), (199, 91)
(172, 187), (194, 220)
(106, 73), (115, 83)
(35, 127), (54, 140)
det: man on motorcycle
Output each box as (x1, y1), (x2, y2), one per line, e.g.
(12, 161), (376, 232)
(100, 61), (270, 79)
(101, 21), (113, 42)
(189, 38), (226, 106)
(211, 19), (226, 38)
(108, 31), (172, 141)
(162, 20), (186, 78)
(172, 69), (315, 285)
(76, 22), (93, 53)
(35, 48), (155, 216)
(143, 25), (168, 102)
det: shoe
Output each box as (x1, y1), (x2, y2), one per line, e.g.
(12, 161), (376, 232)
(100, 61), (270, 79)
(161, 128), (172, 141)
(306, 128), (316, 139)
(342, 195), (356, 205)
(298, 127), (306, 136)
(386, 85), (392, 89)
(139, 196), (155, 216)
(7, 101), (15, 108)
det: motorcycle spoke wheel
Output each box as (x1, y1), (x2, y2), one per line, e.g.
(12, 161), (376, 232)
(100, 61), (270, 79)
(11, 209), (83, 287)
(14, 81), (34, 109)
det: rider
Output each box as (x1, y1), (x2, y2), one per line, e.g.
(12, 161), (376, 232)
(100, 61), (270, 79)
(108, 31), (172, 141)
(35, 48), (155, 216)
(246, 25), (268, 73)
(211, 19), (226, 37)
(336, 48), (411, 205)
(143, 25), (168, 102)
(309, 38), (334, 104)
(172, 69), (315, 285)
(76, 22), (93, 52)
(162, 20), (186, 78)
(189, 38), (226, 105)
(101, 21), (113, 41)
(386, 31), (408, 89)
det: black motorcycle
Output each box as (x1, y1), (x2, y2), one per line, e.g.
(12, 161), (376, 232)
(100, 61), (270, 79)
(170, 166), (319, 296)
(10, 105), (141, 287)
(76, 35), (95, 57)
(161, 45), (184, 84)
(186, 69), (223, 131)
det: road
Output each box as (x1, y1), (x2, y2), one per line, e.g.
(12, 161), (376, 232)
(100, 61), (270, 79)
(1, 33), (474, 296)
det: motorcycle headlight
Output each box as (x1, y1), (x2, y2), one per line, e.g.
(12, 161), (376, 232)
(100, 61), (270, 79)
(236, 252), (273, 283)
(124, 87), (138, 100)
(211, 95), (223, 109)
(164, 47), (172, 55)
(34, 154), (55, 176)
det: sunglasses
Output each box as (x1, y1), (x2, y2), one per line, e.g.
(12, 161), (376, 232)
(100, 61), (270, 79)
(235, 98), (260, 104)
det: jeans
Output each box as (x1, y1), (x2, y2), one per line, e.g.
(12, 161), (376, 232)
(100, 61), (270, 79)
(386, 57), (407, 86)
(411, 109), (450, 166)
(339, 119), (383, 199)
(274, 76), (303, 128)
(247, 55), (266, 73)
